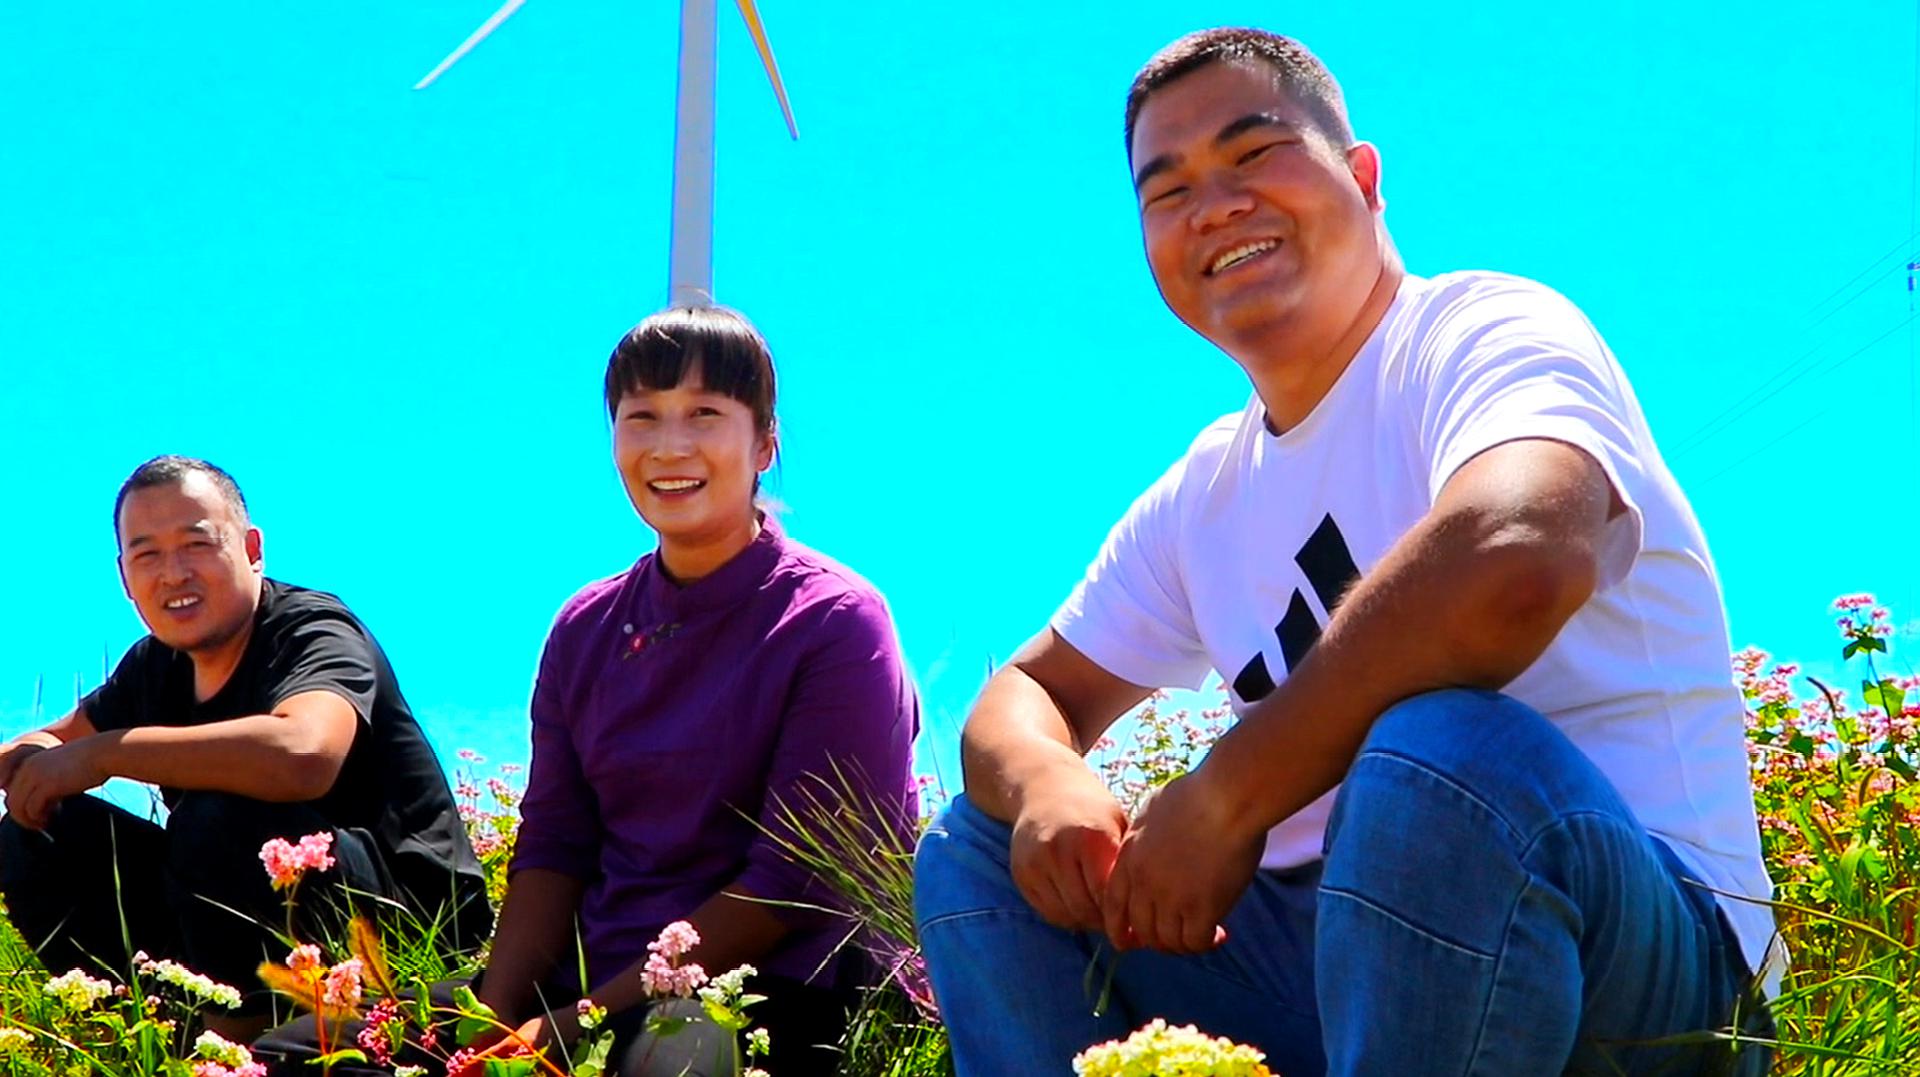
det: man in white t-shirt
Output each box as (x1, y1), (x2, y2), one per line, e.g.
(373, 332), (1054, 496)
(913, 27), (1776, 1076)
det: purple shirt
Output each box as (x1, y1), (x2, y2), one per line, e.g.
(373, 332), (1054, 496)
(512, 517), (920, 988)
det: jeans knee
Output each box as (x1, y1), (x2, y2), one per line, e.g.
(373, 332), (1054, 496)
(913, 795), (1018, 927)
(1330, 689), (1622, 869)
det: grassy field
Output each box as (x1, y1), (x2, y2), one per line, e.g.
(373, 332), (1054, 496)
(0, 596), (1915, 1075)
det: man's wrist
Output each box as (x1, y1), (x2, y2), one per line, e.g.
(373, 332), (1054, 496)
(1189, 735), (1279, 844)
(77, 730), (123, 784)
(1009, 753), (1115, 822)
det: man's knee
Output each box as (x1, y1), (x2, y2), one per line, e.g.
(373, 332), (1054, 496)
(1331, 689), (1624, 863)
(0, 813), (49, 894)
(912, 795), (1020, 924)
(165, 791), (297, 877)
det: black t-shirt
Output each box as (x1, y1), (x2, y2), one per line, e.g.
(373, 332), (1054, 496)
(84, 579), (486, 915)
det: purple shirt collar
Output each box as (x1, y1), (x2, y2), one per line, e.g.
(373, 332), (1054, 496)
(635, 514), (785, 620)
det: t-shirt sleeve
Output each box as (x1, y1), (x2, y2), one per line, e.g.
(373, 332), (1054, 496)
(1050, 460), (1211, 690)
(261, 609), (378, 723)
(733, 590), (918, 918)
(509, 622), (601, 880)
(1414, 278), (1648, 589)
(79, 641), (155, 732)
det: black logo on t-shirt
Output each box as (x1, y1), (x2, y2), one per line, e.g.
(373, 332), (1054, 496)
(1230, 514), (1358, 703)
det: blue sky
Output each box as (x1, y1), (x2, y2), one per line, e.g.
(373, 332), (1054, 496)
(3, 1), (1916, 792)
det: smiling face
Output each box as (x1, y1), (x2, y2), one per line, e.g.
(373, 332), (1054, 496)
(613, 364), (775, 570)
(116, 472), (264, 655)
(1130, 59), (1386, 358)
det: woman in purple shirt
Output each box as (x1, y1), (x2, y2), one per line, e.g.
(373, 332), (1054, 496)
(479, 307), (921, 1075)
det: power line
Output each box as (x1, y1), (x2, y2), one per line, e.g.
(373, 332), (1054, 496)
(1690, 312), (1919, 479)
(1803, 226), (1920, 322)
(1694, 404), (1837, 488)
(1670, 303), (1910, 459)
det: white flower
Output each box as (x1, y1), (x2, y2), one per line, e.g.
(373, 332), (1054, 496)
(147, 960), (244, 1009)
(194, 1031), (253, 1068)
(0, 1027), (33, 1055)
(696, 963), (756, 1009)
(746, 1028), (770, 1056)
(43, 969), (114, 1011)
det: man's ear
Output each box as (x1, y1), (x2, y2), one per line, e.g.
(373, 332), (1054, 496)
(1347, 141), (1386, 212)
(245, 526), (265, 571)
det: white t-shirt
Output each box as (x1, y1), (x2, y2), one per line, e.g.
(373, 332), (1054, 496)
(1054, 270), (1778, 987)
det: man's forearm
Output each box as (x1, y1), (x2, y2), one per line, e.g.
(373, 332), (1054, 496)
(960, 666), (1107, 824)
(92, 716), (347, 801)
(1201, 505), (1599, 834)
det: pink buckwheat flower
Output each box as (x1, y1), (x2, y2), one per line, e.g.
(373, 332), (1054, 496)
(641, 951), (707, 998)
(649, 920), (700, 960)
(287, 944), (324, 973)
(640, 919), (707, 996)
(193, 1062), (268, 1077)
(322, 958), (364, 1010)
(259, 832), (335, 890)
(356, 997), (405, 1065)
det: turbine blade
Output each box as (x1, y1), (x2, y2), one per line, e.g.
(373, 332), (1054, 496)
(734, 0), (798, 139)
(414, 0), (529, 91)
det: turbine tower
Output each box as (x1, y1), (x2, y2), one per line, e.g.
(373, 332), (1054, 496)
(415, 0), (798, 309)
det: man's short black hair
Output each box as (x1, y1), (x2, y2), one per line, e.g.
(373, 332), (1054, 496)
(113, 456), (250, 540)
(1125, 28), (1354, 157)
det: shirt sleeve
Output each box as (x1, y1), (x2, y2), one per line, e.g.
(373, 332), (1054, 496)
(733, 590), (919, 919)
(1050, 460), (1212, 690)
(1414, 278), (1648, 589)
(79, 640), (154, 732)
(509, 622), (601, 880)
(261, 609), (378, 723)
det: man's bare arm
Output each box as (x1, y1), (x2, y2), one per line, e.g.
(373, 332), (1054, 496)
(4, 691), (360, 828)
(89, 690), (359, 801)
(957, 631), (1154, 930)
(1199, 438), (1617, 830)
(1104, 438), (1620, 953)
(960, 630), (1152, 825)
(0, 709), (99, 788)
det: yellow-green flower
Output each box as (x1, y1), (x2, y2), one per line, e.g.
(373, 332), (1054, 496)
(1073, 1018), (1273, 1077)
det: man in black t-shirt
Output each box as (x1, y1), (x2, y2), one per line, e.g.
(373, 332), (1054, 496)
(0, 456), (488, 1038)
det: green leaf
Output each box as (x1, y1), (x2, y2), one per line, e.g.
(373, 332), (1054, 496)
(570, 1029), (614, 1077)
(1843, 640), (1861, 660)
(310, 1049), (368, 1067)
(450, 985), (500, 1045)
(411, 976), (435, 1030)
(644, 1014), (692, 1037)
(1885, 752), (1916, 781)
(1864, 636), (1889, 654)
(1863, 678), (1907, 716)
(703, 999), (750, 1032)
(483, 1057), (539, 1077)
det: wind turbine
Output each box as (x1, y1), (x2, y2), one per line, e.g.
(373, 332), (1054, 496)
(414, 0), (799, 309)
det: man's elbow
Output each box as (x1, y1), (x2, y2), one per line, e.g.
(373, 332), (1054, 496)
(1464, 525), (1600, 660)
(275, 736), (349, 802)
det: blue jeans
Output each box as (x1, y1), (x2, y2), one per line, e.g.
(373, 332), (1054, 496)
(914, 689), (1771, 1075)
